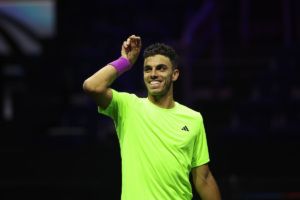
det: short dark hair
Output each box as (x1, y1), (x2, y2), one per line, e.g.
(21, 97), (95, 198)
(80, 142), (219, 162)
(143, 43), (179, 69)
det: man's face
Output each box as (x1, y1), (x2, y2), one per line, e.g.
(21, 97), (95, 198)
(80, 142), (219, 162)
(143, 54), (179, 96)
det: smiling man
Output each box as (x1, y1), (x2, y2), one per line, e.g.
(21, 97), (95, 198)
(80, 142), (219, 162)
(83, 35), (221, 200)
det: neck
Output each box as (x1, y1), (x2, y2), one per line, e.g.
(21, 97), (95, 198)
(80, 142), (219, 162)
(147, 87), (175, 109)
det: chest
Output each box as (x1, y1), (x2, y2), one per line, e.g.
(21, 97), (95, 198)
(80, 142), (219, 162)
(125, 104), (199, 151)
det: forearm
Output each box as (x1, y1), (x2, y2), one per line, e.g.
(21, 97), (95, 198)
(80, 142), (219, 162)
(194, 171), (221, 200)
(83, 35), (140, 94)
(83, 64), (117, 94)
(83, 35), (140, 107)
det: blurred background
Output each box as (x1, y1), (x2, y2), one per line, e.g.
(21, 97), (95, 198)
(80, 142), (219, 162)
(0, 0), (300, 199)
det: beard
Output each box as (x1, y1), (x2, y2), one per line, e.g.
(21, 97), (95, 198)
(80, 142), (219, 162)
(145, 77), (172, 97)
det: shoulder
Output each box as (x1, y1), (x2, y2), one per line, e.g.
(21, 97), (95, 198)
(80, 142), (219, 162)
(112, 89), (143, 104)
(175, 102), (203, 121)
(112, 89), (139, 98)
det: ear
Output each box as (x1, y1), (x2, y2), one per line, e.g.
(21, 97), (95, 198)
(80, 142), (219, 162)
(172, 69), (179, 81)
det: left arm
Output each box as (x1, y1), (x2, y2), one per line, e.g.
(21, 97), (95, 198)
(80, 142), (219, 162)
(192, 164), (221, 200)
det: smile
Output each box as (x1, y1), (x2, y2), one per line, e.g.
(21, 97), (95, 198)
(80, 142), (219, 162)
(150, 80), (161, 86)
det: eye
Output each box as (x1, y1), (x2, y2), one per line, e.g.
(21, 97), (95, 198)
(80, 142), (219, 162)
(157, 64), (167, 71)
(144, 66), (152, 72)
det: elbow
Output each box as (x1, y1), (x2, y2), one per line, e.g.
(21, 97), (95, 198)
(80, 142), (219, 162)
(82, 79), (106, 95)
(82, 79), (91, 93)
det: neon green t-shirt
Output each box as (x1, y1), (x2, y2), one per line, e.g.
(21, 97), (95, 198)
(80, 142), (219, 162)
(99, 89), (210, 200)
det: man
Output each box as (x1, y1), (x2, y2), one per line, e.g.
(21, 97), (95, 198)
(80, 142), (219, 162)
(83, 35), (221, 200)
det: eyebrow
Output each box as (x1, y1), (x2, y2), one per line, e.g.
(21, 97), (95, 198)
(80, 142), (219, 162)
(144, 64), (168, 69)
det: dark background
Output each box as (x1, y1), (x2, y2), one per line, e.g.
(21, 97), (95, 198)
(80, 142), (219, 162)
(1, 0), (300, 199)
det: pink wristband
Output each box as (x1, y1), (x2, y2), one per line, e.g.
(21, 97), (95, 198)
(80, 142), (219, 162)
(109, 56), (132, 75)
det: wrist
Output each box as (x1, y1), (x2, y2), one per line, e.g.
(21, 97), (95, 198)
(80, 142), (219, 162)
(109, 56), (132, 75)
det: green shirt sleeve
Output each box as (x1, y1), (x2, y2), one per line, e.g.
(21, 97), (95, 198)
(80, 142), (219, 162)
(98, 89), (122, 124)
(191, 114), (210, 168)
(97, 89), (134, 137)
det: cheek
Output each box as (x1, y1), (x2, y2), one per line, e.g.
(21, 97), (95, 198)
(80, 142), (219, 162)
(166, 74), (173, 83)
(143, 75), (149, 85)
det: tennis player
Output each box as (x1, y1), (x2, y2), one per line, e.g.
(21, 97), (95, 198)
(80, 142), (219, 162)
(83, 35), (221, 200)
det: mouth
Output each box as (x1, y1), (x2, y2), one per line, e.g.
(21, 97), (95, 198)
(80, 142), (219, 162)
(148, 80), (163, 89)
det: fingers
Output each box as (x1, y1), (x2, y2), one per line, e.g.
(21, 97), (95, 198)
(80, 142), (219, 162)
(123, 41), (130, 52)
(129, 35), (141, 48)
(124, 35), (141, 50)
(121, 35), (141, 64)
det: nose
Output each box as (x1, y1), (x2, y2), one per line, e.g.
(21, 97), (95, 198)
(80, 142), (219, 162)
(150, 69), (157, 78)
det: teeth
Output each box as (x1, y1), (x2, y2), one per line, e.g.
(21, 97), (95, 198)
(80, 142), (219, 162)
(150, 81), (160, 85)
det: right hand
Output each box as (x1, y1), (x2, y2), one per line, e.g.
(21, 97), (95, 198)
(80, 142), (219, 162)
(121, 35), (142, 65)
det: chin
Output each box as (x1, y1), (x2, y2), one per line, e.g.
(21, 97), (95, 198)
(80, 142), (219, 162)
(148, 89), (165, 96)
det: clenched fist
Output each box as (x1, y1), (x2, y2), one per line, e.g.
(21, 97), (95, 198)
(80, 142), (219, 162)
(121, 35), (142, 65)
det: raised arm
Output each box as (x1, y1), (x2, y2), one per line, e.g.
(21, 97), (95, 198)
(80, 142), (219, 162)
(192, 164), (222, 200)
(82, 35), (142, 109)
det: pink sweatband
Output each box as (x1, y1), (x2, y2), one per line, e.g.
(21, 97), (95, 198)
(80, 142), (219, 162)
(109, 56), (132, 75)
